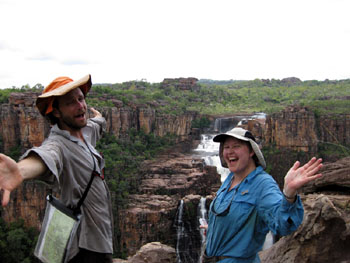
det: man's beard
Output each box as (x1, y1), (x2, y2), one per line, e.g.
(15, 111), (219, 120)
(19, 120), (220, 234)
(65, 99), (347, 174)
(60, 112), (87, 130)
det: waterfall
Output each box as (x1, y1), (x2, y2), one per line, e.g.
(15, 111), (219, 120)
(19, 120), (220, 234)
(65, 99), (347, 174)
(193, 134), (230, 182)
(213, 118), (221, 132)
(175, 200), (185, 263)
(262, 231), (274, 250)
(198, 197), (207, 263)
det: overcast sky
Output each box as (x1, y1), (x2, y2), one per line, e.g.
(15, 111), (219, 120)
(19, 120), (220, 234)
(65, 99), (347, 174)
(0, 0), (349, 89)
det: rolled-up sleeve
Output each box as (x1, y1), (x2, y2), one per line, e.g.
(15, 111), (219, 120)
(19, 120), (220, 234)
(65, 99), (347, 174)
(258, 176), (304, 236)
(20, 141), (63, 185)
(85, 117), (106, 145)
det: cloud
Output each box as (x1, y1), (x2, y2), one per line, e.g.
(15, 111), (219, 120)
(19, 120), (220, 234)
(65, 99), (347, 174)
(27, 53), (56, 62)
(61, 59), (91, 66)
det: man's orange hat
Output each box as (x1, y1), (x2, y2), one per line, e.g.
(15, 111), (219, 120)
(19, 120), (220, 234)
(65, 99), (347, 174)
(36, 74), (91, 116)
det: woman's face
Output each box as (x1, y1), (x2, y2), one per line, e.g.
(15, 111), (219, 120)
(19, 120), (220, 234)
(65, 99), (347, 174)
(222, 137), (256, 176)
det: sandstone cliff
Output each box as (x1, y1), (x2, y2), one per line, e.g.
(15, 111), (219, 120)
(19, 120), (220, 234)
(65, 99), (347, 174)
(264, 106), (318, 153)
(116, 152), (221, 259)
(0, 92), (198, 153)
(264, 106), (350, 155)
(1, 93), (350, 263)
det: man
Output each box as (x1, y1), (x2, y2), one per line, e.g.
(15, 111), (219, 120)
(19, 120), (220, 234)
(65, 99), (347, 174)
(0, 74), (113, 263)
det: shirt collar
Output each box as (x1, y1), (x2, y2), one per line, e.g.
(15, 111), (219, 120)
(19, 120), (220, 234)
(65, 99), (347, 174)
(244, 166), (264, 183)
(50, 124), (86, 146)
(227, 165), (264, 186)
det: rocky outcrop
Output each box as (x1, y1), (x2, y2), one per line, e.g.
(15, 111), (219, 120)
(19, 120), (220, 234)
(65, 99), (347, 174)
(259, 157), (350, 263)
(0, 92), (49, 153)
(161, 78), (199, 91)
(264, 106), (318, 153)
(113, 242), (176, 263)
(139, 154), (220, 196)
(317, 114), (350, 146)
(259, 194), (350, 263)
(1, 181), (48, 230)
(264, 106), (350, 156)
(0, 92), (198, 153)
(116, 152), (221, 258)
(301, 157), (350, 194)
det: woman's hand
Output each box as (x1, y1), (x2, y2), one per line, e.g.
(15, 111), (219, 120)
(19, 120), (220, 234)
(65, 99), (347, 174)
(283, 157), (323, 199)
(199, 219), (208, 236)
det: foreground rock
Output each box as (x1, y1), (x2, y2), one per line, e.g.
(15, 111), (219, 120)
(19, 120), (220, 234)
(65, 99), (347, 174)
(260, 194), (350, 263)
(260, 157), (350, 263)
(301, 157), (350, 194)
(113, 242), (176, 263)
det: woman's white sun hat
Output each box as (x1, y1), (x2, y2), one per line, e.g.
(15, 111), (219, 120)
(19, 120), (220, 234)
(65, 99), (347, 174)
(213, 127), (266, 169)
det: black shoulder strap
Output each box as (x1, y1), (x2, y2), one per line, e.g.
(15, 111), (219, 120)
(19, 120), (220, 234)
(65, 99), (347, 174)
(74, 143), (99, 215)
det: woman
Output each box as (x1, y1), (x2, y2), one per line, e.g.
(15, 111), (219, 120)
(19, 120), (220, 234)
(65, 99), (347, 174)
(201, 127), (323, 263)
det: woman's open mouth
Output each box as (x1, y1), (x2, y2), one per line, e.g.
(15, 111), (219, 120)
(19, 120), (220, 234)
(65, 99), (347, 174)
(228, 157), (238, 164)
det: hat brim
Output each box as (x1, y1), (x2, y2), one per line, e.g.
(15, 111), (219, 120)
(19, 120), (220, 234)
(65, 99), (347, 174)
(213, 133), (249, 143)
(36, 74), (91, 116)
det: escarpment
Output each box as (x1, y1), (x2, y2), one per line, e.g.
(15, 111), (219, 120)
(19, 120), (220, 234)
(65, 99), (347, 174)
(1, 92), (350, 262)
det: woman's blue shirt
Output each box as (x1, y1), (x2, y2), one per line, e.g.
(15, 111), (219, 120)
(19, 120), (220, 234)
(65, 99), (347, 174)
(205, 166), (304, 262)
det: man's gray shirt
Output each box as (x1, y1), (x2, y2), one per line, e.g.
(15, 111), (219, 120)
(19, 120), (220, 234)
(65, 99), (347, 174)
(21, 116), (113, 257)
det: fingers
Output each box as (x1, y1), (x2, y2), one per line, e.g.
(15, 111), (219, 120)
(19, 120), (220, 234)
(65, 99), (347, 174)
(199, 224), (208, 230)
(291, 160), (300, 171)
(302, 173), (323, 185)
(1, 189), (10, 207)
(0, 153), (7, 162)
(304, 158), (323, 175)
(90, 107), (102, 118)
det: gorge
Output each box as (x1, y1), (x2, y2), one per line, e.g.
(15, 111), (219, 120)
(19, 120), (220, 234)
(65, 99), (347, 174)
(0, 90), (349, 263)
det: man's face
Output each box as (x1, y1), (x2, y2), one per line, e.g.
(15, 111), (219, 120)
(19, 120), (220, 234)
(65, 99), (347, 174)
(54, 88), (88, 132)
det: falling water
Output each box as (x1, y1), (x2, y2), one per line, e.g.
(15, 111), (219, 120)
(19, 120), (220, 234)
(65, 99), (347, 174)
(198, 197), (207, 263)
(193, 134), (230, 182)
(176, 200), (185, 263)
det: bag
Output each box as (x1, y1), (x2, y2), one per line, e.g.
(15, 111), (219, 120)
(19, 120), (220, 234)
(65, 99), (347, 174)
(34, 195), (81, 263)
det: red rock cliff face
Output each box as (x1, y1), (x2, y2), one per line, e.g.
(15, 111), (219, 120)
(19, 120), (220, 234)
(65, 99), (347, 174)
(264, 106), (318, 153)
(0, 92), (197, 152)
(0, 92), (49, 153)
(116, 153), (221, 258)
(264, 106), (350, 154)
(317, 114), (350, 146)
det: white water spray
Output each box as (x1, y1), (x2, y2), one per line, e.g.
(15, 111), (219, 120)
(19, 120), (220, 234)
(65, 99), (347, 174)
(198, 197), (207, 263)
(193, 134), (230, 182)
(175, 200), (184, 263)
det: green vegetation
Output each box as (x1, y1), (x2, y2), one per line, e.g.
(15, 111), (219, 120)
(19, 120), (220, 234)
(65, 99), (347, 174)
(0, 218), (40, 263)
(85, 78), (350, 116)
(96, 128), (176, 208)
(0, 84), (43, 104)
(191, 116), (211, 129)
(95, 129), (176, 258)
(3, 77), (350, 116)
(318, 142), (350, 160)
